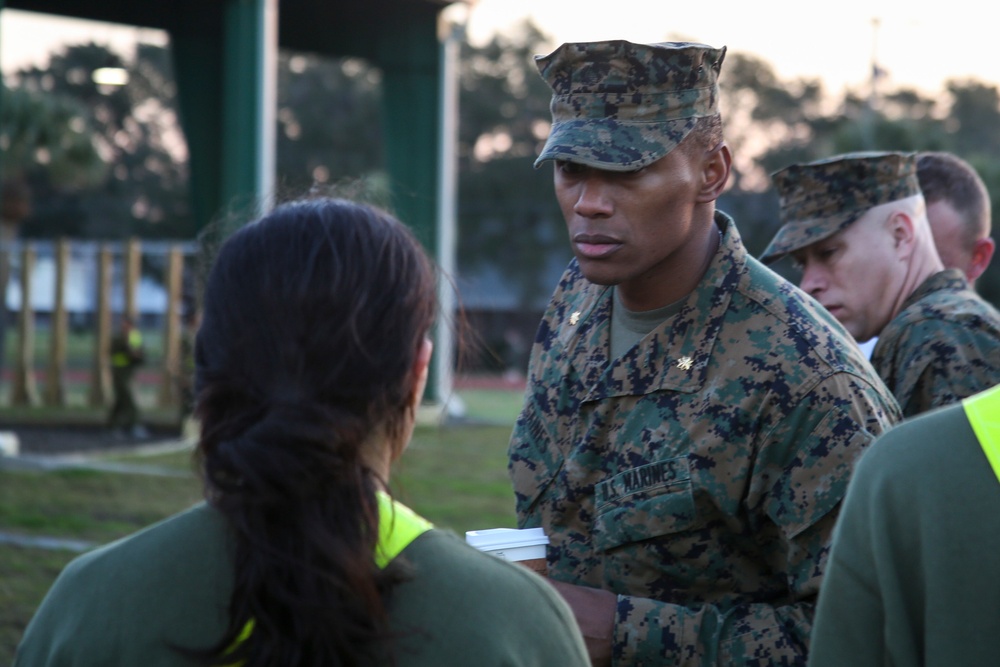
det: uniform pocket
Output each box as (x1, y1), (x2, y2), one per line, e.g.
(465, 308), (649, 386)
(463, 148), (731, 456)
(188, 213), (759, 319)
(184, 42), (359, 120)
(593, 456), (697, 552)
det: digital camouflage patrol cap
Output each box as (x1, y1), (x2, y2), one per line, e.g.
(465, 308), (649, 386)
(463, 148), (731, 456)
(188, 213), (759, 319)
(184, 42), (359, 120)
(760, 151), (921, 263)
(533, 40), (726, 171)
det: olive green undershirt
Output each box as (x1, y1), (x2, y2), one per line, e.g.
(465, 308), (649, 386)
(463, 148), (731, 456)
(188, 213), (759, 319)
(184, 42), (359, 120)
(610, 287), (684, 359)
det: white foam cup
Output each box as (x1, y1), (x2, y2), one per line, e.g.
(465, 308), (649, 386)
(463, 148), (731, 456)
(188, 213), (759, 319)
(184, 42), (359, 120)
(465, 527), (548, 574)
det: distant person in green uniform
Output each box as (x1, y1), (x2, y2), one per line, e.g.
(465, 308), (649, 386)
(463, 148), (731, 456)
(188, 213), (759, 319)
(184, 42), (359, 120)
(808, 382), (1000, 667)
(107, 314), (147, 439)
(15, 197), (589, 667)
(917, 150), (995, 287)
(763, 151), (1000, 417)
(510, 40), (900, 666)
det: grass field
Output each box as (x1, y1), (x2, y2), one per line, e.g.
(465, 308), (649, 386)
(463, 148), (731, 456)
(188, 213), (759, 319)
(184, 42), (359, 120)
(0, 386), (523, 664)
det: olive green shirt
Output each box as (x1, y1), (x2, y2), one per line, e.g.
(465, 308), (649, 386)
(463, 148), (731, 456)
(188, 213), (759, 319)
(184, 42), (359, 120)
(15, 503), (589, 666)
(809, 388), (1000, 667)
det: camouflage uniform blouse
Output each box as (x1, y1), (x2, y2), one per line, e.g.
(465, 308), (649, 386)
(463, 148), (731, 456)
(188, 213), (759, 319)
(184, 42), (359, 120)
(871, 268), (1000, 418)
(509, 213), (901, 666)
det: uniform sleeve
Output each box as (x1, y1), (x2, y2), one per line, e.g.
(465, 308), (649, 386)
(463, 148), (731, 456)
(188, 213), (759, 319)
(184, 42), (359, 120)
(610, 374), (896, 666)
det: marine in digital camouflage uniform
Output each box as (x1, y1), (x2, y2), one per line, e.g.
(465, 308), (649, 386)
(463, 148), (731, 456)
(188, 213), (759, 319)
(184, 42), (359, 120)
(509, 40), (901, 666)
(763, 151), (1000, 418)
(868, 269), (1000, 415)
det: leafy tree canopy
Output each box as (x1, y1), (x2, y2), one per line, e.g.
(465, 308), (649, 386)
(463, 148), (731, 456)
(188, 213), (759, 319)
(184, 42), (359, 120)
(6, 22), (1000, 306)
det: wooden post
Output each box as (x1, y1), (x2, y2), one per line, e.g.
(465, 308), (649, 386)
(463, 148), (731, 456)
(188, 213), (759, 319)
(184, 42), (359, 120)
(124, 238), (141, 324)
(12, 244), (37, 405)
(45, 238), (69, 406)
(88, 245), (112, 407)
(159, 245), (183, 407)
(124, 238), (142, 412)
(0, 232), (11, 398)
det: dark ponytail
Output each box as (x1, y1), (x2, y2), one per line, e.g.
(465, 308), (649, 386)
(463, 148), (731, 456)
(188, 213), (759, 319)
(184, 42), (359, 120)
(188, 198), (438, 666)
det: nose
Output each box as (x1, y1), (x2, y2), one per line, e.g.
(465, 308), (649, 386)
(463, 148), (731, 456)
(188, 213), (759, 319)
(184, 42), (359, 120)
(573, 175), (613, 218)
(798, 264), (826, 297)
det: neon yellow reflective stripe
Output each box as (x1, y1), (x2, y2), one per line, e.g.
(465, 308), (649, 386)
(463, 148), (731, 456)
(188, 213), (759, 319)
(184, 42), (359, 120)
(222, 620), (256, 667)
(225, 491), (432, 661)
(964, 384), (1000, 483)
(374, 490), (434, 568)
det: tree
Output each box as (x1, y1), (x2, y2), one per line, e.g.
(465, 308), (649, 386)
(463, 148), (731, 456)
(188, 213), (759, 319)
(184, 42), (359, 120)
(274, 50), (386, 199)
(0, 82), (107, 376)
(455, 20), (568, 308)
(0, 84), (106, 191)
(11, 42), (191, 240)
(947, 80), (1000, 158)
(717, 51), (825, 191)
(0, 81), (106, 228)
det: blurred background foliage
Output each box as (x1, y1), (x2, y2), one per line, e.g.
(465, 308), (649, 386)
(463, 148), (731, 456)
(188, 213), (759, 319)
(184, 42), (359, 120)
(3, 18), (999, 310)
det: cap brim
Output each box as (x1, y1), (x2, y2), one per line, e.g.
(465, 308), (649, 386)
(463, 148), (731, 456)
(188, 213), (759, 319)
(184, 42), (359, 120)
(760, 213), (862, 263)
(534, 117), (696, 171)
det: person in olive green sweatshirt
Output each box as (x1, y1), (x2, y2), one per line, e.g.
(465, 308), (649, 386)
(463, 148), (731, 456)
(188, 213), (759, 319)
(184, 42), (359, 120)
(809, 382), (1000, 667)
(15, 198), (589, 667)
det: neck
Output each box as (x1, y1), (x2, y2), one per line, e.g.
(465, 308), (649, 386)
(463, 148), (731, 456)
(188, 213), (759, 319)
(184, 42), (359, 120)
(361, 428), (395, 489)
(890, 242), (945, 321)
(618, 213), (721, 311)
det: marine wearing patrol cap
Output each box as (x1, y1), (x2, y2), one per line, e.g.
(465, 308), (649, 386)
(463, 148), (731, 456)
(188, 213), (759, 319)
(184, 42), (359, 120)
(533, 40), (727, 171)
(761, 151), (921, 263)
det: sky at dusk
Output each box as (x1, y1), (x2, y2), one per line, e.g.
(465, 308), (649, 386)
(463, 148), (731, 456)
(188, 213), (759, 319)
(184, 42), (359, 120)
(1, 2), (991, 98)
(464, 0), (993, 96)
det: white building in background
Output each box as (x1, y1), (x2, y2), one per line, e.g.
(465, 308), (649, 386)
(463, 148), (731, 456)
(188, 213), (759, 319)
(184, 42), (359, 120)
(3, 240), (193, 317)
(5, 253), (96, 312)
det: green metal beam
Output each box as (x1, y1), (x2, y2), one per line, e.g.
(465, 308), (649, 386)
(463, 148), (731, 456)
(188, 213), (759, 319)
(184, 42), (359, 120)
(171, 0), (273, 231)
(375, 15), (441, 255)
(171, 27), (224, 231)
(221, 0), (270, 212)
(373, 15), (447, 403)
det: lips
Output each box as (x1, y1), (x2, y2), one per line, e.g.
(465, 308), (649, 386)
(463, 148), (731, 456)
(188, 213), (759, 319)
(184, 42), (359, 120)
(573, 233), (622, 259)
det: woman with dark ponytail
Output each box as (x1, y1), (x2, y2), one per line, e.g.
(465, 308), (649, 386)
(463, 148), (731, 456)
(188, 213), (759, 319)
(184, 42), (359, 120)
(15, 198), (588, 666)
